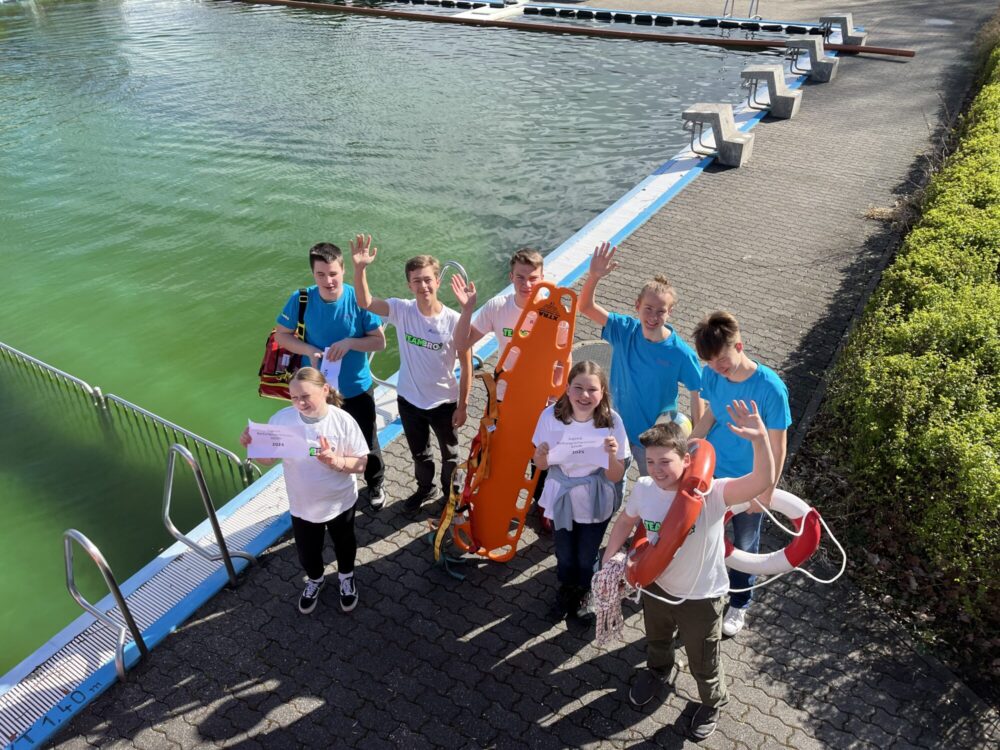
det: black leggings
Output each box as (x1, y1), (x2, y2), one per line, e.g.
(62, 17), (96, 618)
(290, 506), (357, 580)
(341, 389), (384, 492)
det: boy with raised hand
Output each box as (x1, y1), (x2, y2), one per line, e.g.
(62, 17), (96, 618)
(451, 247), (545, 360)
(351, 234), (472, 514)
(602, 401), (775, 742)
(690, 311), (791, 638)
(274, 242), (388, 510)
(578, 241), (704, 475)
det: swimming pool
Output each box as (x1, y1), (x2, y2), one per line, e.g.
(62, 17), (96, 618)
(0, 0), (783, 673)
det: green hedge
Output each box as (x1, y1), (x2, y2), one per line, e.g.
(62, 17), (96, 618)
(822, 48), (1000, 625)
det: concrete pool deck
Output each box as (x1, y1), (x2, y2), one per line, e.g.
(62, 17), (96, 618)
(47, 0), (1000, 747)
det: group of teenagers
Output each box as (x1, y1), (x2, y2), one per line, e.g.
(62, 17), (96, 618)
(240, 236), (791, 741)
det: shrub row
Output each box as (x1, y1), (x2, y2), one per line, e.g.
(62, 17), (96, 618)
(822, 48), (1000, 627)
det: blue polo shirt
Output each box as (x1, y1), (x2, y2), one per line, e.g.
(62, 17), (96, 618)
(701, 362), (791, 479)
(277, 285), (382, 399)
(602, 313), (703, 444)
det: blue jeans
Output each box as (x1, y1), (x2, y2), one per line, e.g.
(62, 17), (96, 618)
(553, 519), (611, 590)
(727, 511), (762, 609)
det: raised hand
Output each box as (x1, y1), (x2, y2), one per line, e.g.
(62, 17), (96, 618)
(588, 241), (618, 279)
(451, 275), (477, 311)
(726, 400), (766, 442)
(350, 233), (377, 268)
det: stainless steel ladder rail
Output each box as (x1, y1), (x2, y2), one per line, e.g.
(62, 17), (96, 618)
(63, 529), (149, 681)
(162, 444), (256, 587)
(722, 0), (761, 19)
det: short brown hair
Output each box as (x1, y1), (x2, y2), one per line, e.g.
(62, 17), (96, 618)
(309, 242), (343, 269)
(638, 422), (689, 457)
(509, 247), (544, 272)
(290, 367), (344, 407)
(404, 255), (441, 281)
(693, 311), (741, 361)
(636, 275), (677, 307)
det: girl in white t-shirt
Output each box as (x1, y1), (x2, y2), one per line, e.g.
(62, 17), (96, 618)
(240, 368), (369, 615)
(532, 361), (629, 621)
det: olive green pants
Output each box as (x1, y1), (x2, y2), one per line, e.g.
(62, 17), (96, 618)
(641, 583), (729, 708)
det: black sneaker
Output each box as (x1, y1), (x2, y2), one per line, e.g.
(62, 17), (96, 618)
(690, 704), (721, 741)
(548, 584), (575, 622)
(368, 486), (386, 511)
(339, 575), (358, 612)
(628, 667), (668, 707)
(403, 490), (434, 514)
(298, 577), (324, 614)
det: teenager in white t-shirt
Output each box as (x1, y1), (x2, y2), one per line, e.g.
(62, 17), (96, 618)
(351, 235), (473, 514)
(532, 361), (629, 621)
(601, 401), (775, 742)
(451, 247), (544, 359)
(240, 368), (370, 615)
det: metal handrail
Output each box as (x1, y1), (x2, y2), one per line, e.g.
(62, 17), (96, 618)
(438, 259), (470, 286)
(162, 444), (256, 587)
(106, 394), (253, 486)
(0, 341), (105, 406)
(722, 0), (761, 19)
(63, 529), (149, 680)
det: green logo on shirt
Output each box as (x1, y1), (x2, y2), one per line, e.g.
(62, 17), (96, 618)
(405, 333), (443, 351)
(502, 327), (530, 338)
(644, 520), (661, 533)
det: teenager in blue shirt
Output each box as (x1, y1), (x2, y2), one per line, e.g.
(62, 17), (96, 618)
(273, 242), (388, 508)
(578, 242), (704, 474)
(690, 311), (791, 637)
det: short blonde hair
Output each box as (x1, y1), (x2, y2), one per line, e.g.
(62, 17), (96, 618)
(509, 247), (544, 272)
(636, 275), (676, 307)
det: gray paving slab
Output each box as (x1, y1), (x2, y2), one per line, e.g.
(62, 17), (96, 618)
(50, 0), (1000, 747)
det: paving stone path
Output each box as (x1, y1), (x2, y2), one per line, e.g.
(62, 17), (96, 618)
(52, 0), (1000, 747)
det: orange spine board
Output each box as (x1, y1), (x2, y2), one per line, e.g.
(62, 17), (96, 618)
(454, 283), (577, 561)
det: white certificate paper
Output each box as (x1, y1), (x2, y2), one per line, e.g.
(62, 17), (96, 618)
(246, 420), (310, 459)
(547, 434), (609, 469)
(320, 348), (342, 387)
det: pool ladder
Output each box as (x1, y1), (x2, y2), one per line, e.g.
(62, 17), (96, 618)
(63, 444), (256, 679)
(722, 0), (761, 19)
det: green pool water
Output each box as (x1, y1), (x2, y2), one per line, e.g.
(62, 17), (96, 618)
(0, 0), (778, 674)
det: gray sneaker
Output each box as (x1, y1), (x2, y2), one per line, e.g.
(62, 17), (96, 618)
(690, 704), (721, 741)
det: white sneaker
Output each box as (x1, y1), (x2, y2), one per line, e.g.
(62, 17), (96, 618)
(722, 606), (747, 637)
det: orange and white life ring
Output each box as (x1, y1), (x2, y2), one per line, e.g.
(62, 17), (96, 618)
(724, 489), (822, 576)
(625, 439), (715, 588)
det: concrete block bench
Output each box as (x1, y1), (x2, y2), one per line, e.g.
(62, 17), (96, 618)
(741, 64), (802, 119)
(786, 38), (839, 82)
(681, 103), (754, 167)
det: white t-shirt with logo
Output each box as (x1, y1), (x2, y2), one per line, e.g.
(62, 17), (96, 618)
(472, 293), (534, 356)
(624, 476), (732, 599)
(268, 406), (370, 523)
(386, 298), (460, 409)
(532, 405), (630, 524)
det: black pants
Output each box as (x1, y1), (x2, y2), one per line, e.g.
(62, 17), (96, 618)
(291, 508), (357, 580)
(397, 396), (458, 498)
(341, 389), (384, 492)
